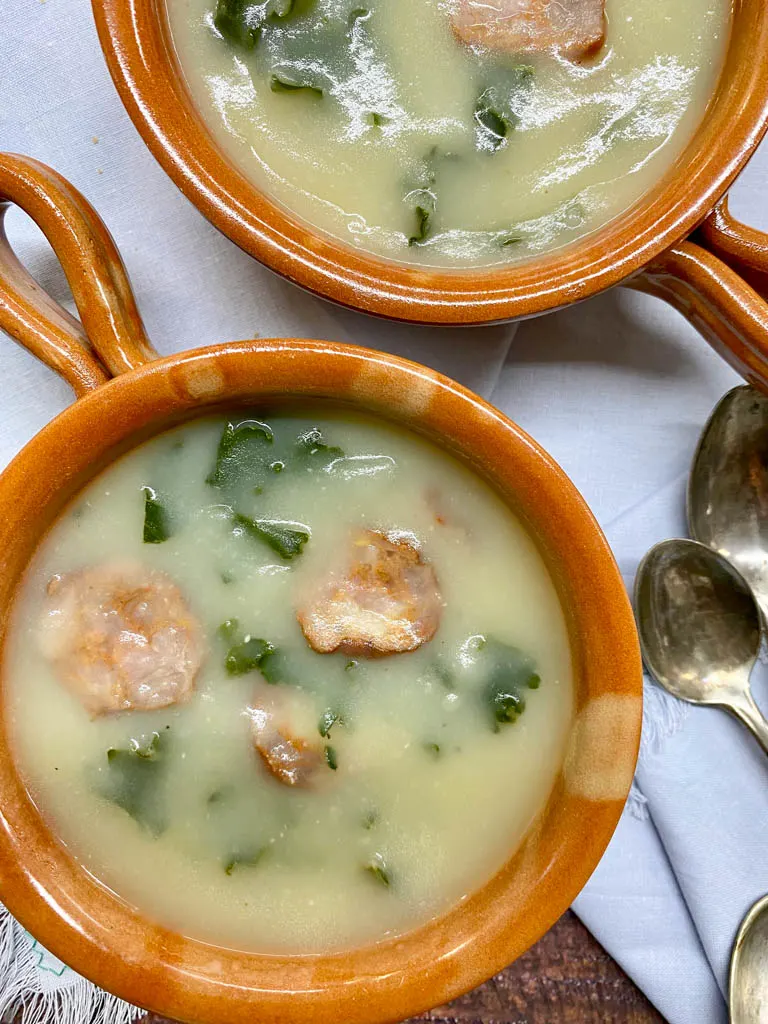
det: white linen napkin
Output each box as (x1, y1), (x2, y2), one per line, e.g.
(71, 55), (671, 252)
(2, 2), (768, 1021)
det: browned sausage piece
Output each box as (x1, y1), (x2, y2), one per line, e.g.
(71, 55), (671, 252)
(248, 689), (325, 787)
(297, 530), (442, 657)
(39, 561), (204, 716)
(451, 0), (606, 60)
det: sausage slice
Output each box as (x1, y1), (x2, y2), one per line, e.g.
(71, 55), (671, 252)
(297, 530), (442, 657)
(39, 562), (204, 716)
(248, 689), (325, 787)
(451, 0), (606, 60)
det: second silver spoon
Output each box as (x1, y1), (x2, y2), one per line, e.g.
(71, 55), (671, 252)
(635, 538), (768, 755)
(689, 385), (768, 622)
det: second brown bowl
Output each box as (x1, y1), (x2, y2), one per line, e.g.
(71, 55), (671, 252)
(92, 0), (768, 389)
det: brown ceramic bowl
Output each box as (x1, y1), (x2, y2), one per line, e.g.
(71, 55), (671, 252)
(0, 153), (641, 1024)
(94, 0), (768, 389)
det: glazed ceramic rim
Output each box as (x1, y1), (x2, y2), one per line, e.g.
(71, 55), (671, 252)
(93, 0), (768, 324)
(0, 341), (642, 1024)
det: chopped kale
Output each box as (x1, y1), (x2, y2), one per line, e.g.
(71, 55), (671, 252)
(224, 846), (268, 875)
(142, 486), (172, 544)
(270, 75), (324, 97)
(325, 745), (338, 771)
(232, 512), (310, 559)
(225, 636), (274, 676)
(318, 708), (342, 738)
(475, 637), (540, 730)
(100, 731), (170, 836)
(473, 66), (534, 153)
(207, 419), (274, 490)
(405, 148), (446, 246)
(348, 7), (370, 30)
(364, 853), (390, 888)
(213, 0), (316, 49)
(258, 648), (294, 684)
(218, 618), (240, 642)
(295, 427), (344, 465)
(474, 96), (509, 152)
(488, 683), (526, 725)
(220, 620), (293, 682)
(408, 203), (433, 246)
(213, 0), (262, 49)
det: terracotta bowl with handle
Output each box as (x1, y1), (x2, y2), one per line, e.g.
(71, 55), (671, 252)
(93, 0), (768, 389)
(0, 153), (641, 1024)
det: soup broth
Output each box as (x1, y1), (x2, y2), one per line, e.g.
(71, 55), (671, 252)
(167, 0), (730, 267)
(6, 408), (573, 953)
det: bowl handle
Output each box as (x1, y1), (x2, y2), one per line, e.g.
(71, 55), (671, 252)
(0, 153), (157, 396)
(627, 198), (768, 392)
(694, 197), (768, 301)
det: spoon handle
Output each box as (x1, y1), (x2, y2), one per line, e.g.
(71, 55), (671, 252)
(729, 691), (768, 756)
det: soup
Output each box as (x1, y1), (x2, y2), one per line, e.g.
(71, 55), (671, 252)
(5, 408), (573, 953)
(167, 0), (730, 268)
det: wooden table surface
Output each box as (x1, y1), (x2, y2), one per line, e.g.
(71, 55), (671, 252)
(145, 911), (666, 1024)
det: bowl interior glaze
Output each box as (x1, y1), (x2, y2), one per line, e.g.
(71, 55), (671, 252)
(0, 341), (641, 1024)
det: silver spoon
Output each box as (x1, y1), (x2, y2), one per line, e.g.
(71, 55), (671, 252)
(730, 893), (768, 1024)
(635, 538), (768, 755)
(689, 385), (768, 622)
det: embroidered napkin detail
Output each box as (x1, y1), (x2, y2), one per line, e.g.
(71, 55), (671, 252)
(0, 912), (141, 1024)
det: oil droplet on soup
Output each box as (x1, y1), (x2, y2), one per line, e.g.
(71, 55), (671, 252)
(5, 408), (573, 952)
(166, 0), (729, 267)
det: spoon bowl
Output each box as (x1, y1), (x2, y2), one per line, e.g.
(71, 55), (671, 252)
(634, 538), (768, 753)
(689, 385), (768, 620)
(730, 893), (768, 1024)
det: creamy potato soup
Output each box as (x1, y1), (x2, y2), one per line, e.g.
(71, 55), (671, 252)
(166, 0), (730, 267)
(6, 409), (573, 953)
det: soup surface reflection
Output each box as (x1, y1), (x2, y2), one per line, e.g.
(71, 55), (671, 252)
(167, 0), (730, 267)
